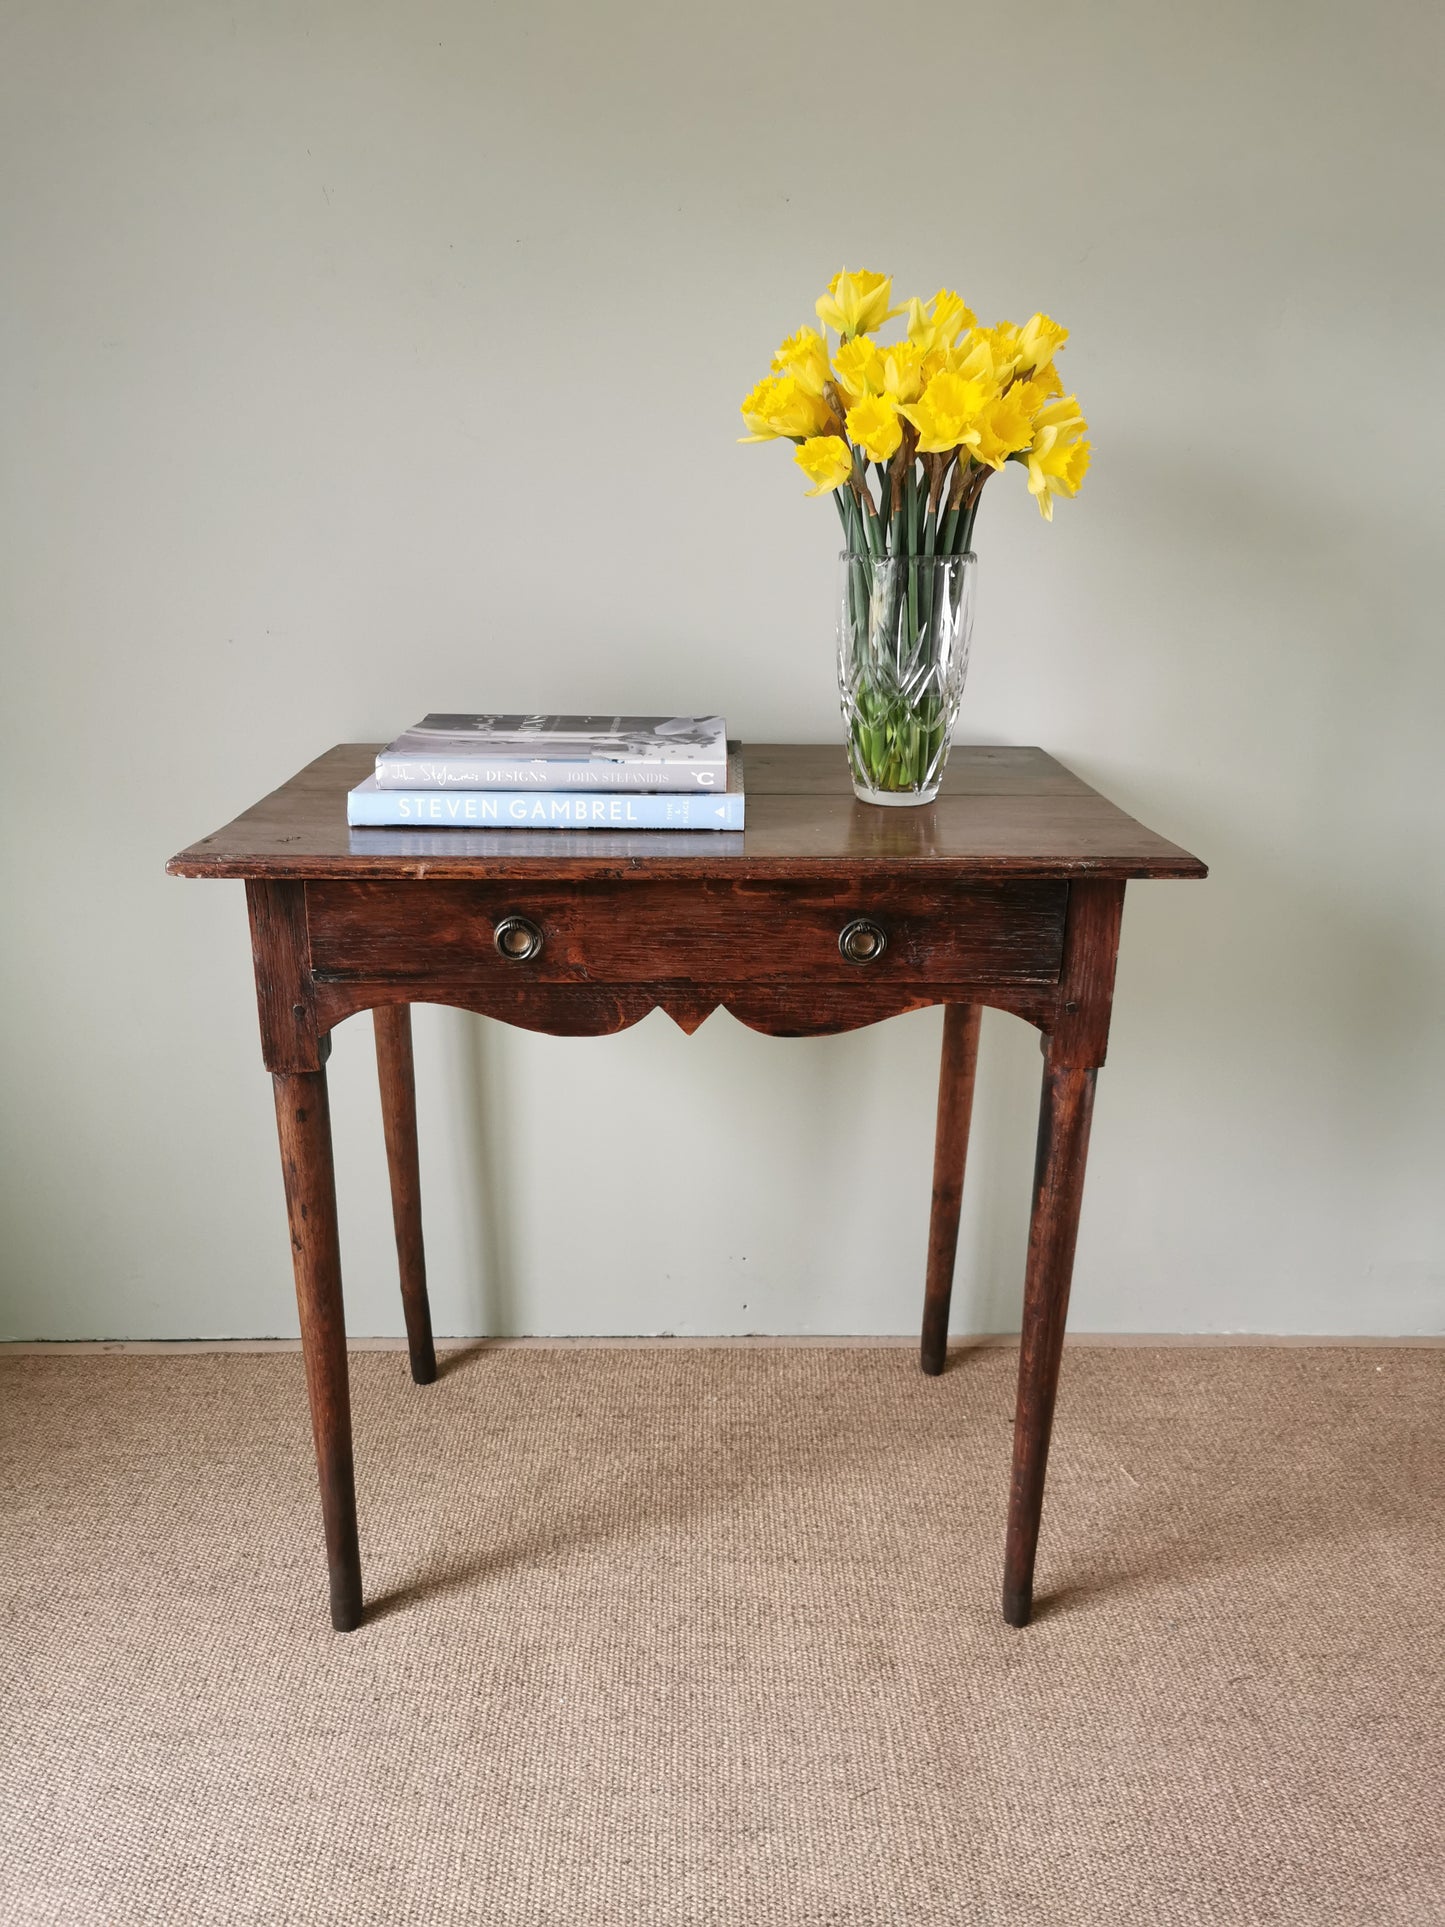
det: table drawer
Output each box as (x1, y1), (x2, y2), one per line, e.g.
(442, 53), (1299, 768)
(305, 878), (1068, 986)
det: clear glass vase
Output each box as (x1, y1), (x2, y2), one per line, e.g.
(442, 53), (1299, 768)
(837, 549), (977, 805)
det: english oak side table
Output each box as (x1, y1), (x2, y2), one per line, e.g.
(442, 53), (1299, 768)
(168, 743), (1206, 1633)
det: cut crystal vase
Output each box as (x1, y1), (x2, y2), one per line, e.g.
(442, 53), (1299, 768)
(837, 549), (977, 806)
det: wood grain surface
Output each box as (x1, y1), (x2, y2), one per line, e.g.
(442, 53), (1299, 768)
(271, 1067), (362, 1631)
(169, 744), (1207, 883)
(920, 1004), (983, 1376)
(304, 876), (1069, 987)
(372, 1006), (436, 1387)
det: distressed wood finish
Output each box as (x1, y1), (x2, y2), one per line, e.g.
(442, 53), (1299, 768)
(920, 1003), (983, 1376)
(373, 1005), (436, 1386)
(1049, 877), (1127, 1069)
(170, 744), (1206, 1632)
(992, 873), (1128, 1625)
(1003, 1053), (1098, 1628)
(246, 880), (322, 1072)
(271, 1067), (361, 1631)
(312, 977), (1059, 1041)
(306, 876), (1069, 988)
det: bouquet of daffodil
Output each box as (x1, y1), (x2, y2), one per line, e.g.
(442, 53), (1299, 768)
(740, 269), (1090, 802)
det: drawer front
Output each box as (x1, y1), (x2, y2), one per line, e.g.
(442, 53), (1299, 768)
(305, 878), (1067, 986)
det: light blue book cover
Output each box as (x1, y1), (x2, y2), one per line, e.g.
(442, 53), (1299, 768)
(348, 754), (744, 831)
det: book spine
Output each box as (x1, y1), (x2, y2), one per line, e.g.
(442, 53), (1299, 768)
(349, 788), (745, 830)
(347, 828), (746, 858)
(373, 756), (728, 792)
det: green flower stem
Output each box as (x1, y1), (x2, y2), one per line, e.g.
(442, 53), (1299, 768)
(860, 490), (884, 560)
(902, 465), (919, 643)
(837, 444), (976, 797)
(846, 679), (948, 795)
(953, 490), (971, 554)
(917, 503), (937, 638)
(847, 494), (866, 565)
(959, 475), (987, 553)
(851, 556), (870, 661)
(849, 449), (873, 523)
(839, 499), (869, 690)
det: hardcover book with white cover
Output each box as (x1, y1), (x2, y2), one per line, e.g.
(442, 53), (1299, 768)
(374, 714), (729, 791)
(350, 749), (744, 829)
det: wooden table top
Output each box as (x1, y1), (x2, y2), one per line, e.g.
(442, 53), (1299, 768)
(167, 743), (1207, 884)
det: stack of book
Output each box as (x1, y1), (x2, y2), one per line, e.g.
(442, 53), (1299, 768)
(347, 714), (743, 831)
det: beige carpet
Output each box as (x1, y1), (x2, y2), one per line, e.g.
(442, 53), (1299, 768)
(1, 1346), (1441, 1926)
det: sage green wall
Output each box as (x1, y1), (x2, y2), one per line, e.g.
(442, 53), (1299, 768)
(2, 0), (1441, 1338)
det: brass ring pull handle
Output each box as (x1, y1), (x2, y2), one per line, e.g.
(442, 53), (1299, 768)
(839, 917), (887, 965)
(493, 915), (544, 961)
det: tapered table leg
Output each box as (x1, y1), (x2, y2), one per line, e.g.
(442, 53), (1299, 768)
(272, 1066), (362, 1632)
(1002, 1048), (1098, 1628)
(920, 1003), (982, 1376)
(373, 1004), (437, 1385)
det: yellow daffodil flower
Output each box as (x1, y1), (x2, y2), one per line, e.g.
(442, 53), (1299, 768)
(906, 289), (976, 354)
(1027, 437), (1091, 519)
(1029, 391), (1086, 438)
(833, 337), (885, 404)
(971, 389), (1036, 469)
(878, 340), (927, 404)
(816, 268), (903, 340)
(964, 323), (1026, 386)
(770, 326), (832, 398)
(846, 395), (903, 463)
(739, 375), (833, 443)
(1029, 359), (1066, 400)
(900, 371), (988, 454)
(743, 278), (1089, 530)
(795, 434), (854, 496)
(947, 330), (1004, 388)
(1025, 400), (1090, 518)
(1017, 312), (1068, 376)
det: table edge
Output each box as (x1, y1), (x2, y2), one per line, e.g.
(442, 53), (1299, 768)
(166, 852), (1209, 882)
(165, 741), (1209, 883)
